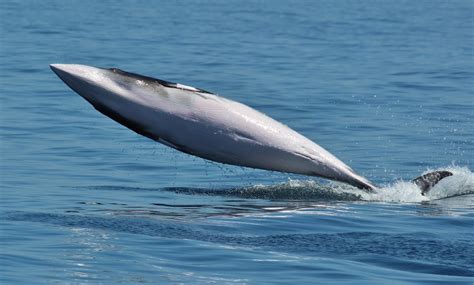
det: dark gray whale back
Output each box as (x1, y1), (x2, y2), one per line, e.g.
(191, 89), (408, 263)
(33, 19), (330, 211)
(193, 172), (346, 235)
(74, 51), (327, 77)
(107, 68), (215, 94)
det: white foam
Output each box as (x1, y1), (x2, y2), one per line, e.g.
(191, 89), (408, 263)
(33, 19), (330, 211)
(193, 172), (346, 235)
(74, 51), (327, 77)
(260, 165), (474, 203)
(359, 165), (473, 202)
(422, 166), (474, 200)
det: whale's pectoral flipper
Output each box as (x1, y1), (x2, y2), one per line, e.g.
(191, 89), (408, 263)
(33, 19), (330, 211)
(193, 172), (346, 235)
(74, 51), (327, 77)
(412, 171), (453, 195)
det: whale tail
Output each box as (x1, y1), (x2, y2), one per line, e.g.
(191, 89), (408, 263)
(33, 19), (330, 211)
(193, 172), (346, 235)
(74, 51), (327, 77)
(351, 170), (453, 195)
(412, 170), (453, 195)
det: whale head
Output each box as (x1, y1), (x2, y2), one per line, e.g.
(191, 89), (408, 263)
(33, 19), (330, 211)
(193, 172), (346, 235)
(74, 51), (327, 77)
(50, 64), (137, 104)
(50, 64), (166, 141)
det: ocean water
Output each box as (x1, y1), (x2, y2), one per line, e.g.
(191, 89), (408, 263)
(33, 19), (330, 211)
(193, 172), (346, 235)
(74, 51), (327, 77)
(1, 0), (473, 284)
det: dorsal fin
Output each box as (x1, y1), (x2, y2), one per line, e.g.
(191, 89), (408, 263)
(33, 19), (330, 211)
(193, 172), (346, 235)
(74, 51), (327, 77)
(107, 68), (214, 94)
(412, 170), (453, 195)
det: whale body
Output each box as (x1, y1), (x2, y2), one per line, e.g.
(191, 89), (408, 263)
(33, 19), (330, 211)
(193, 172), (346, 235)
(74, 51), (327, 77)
(51, 64), (452, 193)
(50, 64), (376, 190)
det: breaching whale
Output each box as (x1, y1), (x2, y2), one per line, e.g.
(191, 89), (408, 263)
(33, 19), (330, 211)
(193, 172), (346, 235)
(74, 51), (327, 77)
(50, 64), (451, 193)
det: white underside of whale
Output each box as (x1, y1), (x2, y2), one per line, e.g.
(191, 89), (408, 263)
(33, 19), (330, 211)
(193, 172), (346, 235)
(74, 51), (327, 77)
(50, 64), (376, 190)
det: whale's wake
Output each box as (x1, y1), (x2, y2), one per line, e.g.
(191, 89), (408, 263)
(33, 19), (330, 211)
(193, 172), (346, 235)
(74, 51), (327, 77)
(161, 166), (473, 203)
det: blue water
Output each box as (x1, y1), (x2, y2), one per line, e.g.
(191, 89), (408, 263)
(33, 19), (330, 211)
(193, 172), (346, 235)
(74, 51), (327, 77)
(1, 0), (473, 284)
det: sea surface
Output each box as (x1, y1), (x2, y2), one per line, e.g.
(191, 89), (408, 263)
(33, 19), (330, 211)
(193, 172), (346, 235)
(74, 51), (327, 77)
(1, 1), (473, 284)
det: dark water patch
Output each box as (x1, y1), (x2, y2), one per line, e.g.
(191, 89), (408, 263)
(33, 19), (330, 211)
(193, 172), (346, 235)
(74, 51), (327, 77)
(430, 71), (473, 80)
(164, 186), (362, 201)
(78, 184), (363, 201)
(355, 256), (472, 277)
(391, 70), (442, 77)
(390, 82), (458, 92)
(33, 30), (63, 36)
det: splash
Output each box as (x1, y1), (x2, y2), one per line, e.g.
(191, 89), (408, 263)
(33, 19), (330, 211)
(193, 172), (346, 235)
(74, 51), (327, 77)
(87, 166), (473, 203)
(231, 166), (474, 203)
(420, 166), (474, 200)
(364, 165), (473, 202)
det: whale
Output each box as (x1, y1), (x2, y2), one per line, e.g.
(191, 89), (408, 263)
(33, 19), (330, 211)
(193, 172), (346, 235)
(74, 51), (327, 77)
(50, 64), (451, 193)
